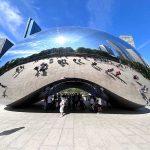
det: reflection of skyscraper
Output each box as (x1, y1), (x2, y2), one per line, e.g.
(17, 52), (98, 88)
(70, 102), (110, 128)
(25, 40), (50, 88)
(119, 35), (145, 64)
(99, 45), (108, 52)
(107, 40), (129, 59)
(119, 35), (135, 48)
(99, 44), (114, 56)
(125, 48), (145, 65)
(0, 38), (14, 58)
(24, 18), (41, 38)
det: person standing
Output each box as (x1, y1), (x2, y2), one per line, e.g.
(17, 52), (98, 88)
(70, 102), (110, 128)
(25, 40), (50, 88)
(59, 95), (66, 117)
(83, 96), (90, 111)
(97, 97), (102, 113)
(74, 93), (78, 110)
(44, 95), (48, 112)
(47, 95), (52, 109)
(90, 96), (95, 112)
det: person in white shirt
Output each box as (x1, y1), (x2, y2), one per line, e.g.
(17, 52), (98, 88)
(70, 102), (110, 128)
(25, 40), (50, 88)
(83, 96), (90, 110)
(97, 97), (102, 105)
(59, 95), (66, 117)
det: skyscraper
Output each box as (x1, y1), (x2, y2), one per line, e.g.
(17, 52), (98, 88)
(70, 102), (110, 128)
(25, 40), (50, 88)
(99, 44), (114, 56)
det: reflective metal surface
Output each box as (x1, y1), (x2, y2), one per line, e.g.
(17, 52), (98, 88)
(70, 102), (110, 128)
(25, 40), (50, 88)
(0, 27), (144, 66)
(0, 27), (149, 109)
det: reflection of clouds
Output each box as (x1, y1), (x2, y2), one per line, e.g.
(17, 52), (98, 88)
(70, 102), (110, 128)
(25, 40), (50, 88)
(6, 50), (39, 55)
(12, 34), (84, 51)
(27, 40), (43, 47)
(69, 35), (83, 43)
(15, 40), (42, 47)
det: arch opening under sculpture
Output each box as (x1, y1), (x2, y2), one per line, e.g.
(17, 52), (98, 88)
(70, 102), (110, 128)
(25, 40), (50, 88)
(8, 78), (142, 109)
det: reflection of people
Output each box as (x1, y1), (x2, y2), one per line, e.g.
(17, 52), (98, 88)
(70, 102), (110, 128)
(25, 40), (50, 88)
(34, 66), (40, 77)
(140, 85), (148, 93)
(133, 75), (139, 80)
(147, 98), (150, 106)
(139, 85), (148, 101)
(115, 71), (121, 77)
(105, 68), (114, 74)
(59, 95), (66, 117)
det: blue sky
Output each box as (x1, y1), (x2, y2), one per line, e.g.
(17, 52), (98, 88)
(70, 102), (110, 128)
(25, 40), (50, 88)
(0, 0), (150, 64)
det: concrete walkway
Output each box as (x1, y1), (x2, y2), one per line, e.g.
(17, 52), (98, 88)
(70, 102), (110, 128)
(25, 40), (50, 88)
(0, 105), (150, 150)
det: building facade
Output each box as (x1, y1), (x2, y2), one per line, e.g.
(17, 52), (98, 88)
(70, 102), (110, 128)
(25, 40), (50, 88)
(24, 18), (41, 38)
(0, 38), (13, 58)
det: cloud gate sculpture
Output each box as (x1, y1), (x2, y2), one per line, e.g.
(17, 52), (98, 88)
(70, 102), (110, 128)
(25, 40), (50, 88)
(0, 26), (149, 109)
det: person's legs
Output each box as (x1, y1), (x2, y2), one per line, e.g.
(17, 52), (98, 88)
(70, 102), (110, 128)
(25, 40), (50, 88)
(60, 110), (65, 117)
(97, 106), (102, 113)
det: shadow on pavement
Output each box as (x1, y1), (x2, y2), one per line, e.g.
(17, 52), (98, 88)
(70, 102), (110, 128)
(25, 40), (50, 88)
(0, 127), (25, 136)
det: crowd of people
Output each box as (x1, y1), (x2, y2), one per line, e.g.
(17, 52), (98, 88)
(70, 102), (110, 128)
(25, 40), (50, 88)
(42, 92), (109, 116)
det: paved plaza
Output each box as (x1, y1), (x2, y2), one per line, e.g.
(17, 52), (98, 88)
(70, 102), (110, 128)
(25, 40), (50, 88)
(0, 105), (150, 150)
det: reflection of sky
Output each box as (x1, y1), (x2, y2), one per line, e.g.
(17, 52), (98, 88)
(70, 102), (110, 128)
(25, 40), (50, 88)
(0, 27), (134, 66)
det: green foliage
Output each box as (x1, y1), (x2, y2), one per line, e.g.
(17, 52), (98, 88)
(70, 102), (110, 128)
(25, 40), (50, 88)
(60, 88), (88, 95)
(76, 47), (118, 61)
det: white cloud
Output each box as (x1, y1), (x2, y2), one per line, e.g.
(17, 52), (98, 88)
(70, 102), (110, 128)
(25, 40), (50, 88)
(20, 0), (40, 22)
(87, 0), (116, 31)
(0, 31), (14, 42)
(0, 32), (8, 39)
(0, 0), (23, 39)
